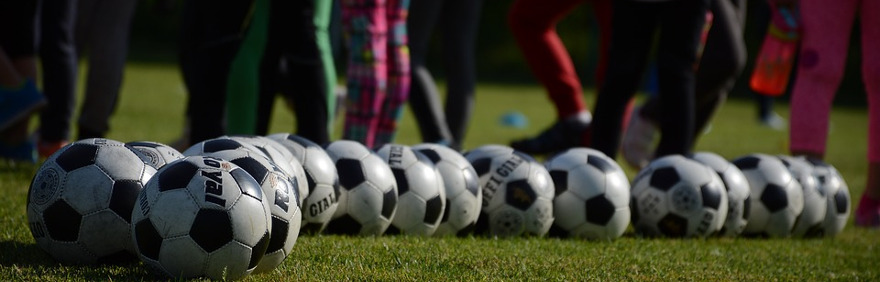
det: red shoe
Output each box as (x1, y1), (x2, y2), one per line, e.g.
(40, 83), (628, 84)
(38, 139), (68, 159)
(855, 195), (880, 228)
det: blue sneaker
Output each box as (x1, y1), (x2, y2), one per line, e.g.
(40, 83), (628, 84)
(0, 138), (38, 163)
(0, 79), (46, 131)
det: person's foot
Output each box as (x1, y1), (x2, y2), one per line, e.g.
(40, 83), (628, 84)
(759, 112), (786, 130)
(621, 107), (657, 169)
(0, 138), (37, 163)
(38, 139), (69, 159)
(510, 112), (591, 155)
(0, 79), (46, 131)
(855, 195), (880, 228)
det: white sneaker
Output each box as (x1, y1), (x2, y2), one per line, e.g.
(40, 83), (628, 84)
(622, 107), (657, 169)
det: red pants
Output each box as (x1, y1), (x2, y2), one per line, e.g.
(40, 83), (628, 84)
(508, 0), (612, 120)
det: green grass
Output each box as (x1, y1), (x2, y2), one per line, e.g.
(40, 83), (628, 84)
(1, 62), (878, 280)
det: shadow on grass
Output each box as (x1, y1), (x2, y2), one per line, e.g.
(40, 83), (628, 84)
(0, 240), (161, 280)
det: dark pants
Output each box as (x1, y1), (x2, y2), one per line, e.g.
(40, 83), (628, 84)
(256, 0), (330, 145)
(640, 0), (747, 138)
(591, 0), (709, 158)
(407, 0), (483, 148)
(37, 0), (78, 142)
(179, 0), (255, 144)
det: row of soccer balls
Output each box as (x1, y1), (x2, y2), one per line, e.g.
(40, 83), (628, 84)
(25, 135), (850, 279)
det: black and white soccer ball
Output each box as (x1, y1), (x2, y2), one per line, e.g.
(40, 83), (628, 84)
(631, 155), (728, 238)
(808, 158), (850, 236)
(691, 152), (751, 237)
(411, 143), (481, 236)
(27, 138), (157, 264)
(464, 146), (554, 237)
(131, 156), (272, 280)
(183, 137), (262, 157)
(268, 133), (340, 235)
(323, 140), (398, 236)
(376, 144), (446, 236)
(732, 154), (804, 237)
(126, 141), (184, 169)
(200, 149), (303, 273)
(778, 155), (827, 238)
(227, 136), (300, 186)
(545, 148), (630, 240)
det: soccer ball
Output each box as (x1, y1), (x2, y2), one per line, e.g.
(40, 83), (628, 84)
(183, 137), (262, 157)
(227, 136), (300, 186)
(464, 146), (554, 237)
(199, 149), (303, 273)
(808, 158), (850, 236)
(376, 144), (446, 236)
(411, 143), (481, 236)
(778, 155), (827, 238)
(131, 156), (272, 280)
(631, 155), (728, 238)
(126, 141), (184, 169)
(732, 154), (804, 237)
(544, 148), (630, 240)
(27, 138), (156, 264)
(323, 140), (398, 235)
(691, 152), (751, 237)
(267, 133), (340, 235)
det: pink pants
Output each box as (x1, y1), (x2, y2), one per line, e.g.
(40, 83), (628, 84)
(789, 0), (880, 162)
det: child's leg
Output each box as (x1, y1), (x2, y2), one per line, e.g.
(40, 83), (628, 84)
(788, 0), (857, 157)
(373, 0), (409, 148)
(341, 0), (387, 148)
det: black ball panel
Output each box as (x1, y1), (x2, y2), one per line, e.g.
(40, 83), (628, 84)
(585, 195), (615, 225)
(109, 180), (143, 223)
(158, 161), (199, 191)
(56, 144), (98, 172)
(134, 219), (162, 261)
(424, 196), (443, 224)
(650, 167), (680, 191)
(189, 209), (233, 253)
(336, 159), (365, 190)
(505, 179), (536, 211)
(761, 184), (789, 212)
(43, 200), (82, 242)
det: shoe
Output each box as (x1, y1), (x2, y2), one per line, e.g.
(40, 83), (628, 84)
(38, 139), (69, 159)
(855, 195), (880, 228)
(759, 112), (786, 130)
(0, 79), (46, 131)
(510, 112), (591, 155)
(0, 138), (37, 163)
(621, 107), (657, 169)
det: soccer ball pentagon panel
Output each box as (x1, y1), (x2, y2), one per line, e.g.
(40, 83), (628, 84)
(631, 155), (728, 238)
(545, 148), (630, 240)
(691, 152), (751, 237)
(464, 147), (554, 237)
(323, 140), (398, 236)
(807, 158), (850, 236)
(411, 143), (481, 237)
(27, 138), (156, 264)
(131, 156), (272, 280)
(778, 155), (827, 238)
(267, 133), (340, 234)
(732, 154), (804, 238)
(126, 141), (184, 169)
(377, 144), (446, 236)
(199, 149), (303, 273)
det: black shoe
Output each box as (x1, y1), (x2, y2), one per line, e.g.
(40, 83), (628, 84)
(510, 118), (590, 155)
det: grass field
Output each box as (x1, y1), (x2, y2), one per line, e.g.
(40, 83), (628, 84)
(1, 62), (878, 280)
